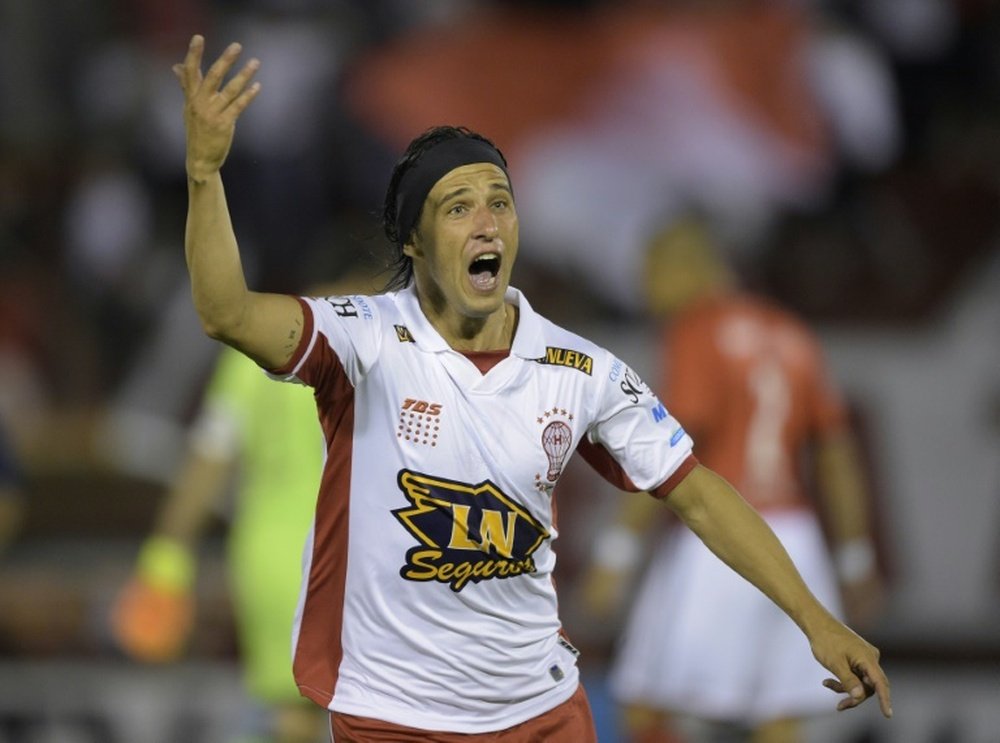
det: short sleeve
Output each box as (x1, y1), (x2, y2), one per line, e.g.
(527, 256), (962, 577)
(584, 355), (695, 493)
(268, 294), (383, 394)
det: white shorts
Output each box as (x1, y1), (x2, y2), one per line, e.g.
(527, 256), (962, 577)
(608, 510), (842, 724)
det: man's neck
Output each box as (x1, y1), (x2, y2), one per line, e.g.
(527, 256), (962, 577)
(425, 302), (517, 352)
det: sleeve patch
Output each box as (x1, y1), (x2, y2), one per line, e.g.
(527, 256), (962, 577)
(534, 347), (593, 375)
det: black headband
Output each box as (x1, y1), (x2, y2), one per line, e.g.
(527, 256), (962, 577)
(395, 138), (510, 246)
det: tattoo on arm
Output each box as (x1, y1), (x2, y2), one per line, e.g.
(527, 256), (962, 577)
(282, 316), (302, 353)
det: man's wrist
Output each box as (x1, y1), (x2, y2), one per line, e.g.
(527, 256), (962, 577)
(185, 161), (221, 186)
(186, 170), (214, 186)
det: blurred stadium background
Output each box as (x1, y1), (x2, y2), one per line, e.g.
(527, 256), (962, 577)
(0, 1), (998, 741)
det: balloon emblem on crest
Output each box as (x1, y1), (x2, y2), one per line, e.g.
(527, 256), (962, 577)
(541, 421), (572, 482)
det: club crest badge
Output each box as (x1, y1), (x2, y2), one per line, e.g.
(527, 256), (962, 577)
(534, 407), (574, 492)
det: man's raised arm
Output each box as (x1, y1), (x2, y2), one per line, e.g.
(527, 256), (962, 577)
(174, 35), (303, 370)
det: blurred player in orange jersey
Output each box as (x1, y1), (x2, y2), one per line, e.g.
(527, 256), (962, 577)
(583, 215), (884, 743)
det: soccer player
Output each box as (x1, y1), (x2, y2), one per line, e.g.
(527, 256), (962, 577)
(112, 344), (329, 743)
(172, 35), (891, 741)
(584, 216), (885, 742)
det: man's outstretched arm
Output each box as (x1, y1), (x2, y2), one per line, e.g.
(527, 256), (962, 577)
(175, 35), (303, 369)
(666, 464), (892, 718)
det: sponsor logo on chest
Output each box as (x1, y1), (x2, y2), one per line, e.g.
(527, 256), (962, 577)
(397, 397), (443, 447)
(392, 470), (550, 592)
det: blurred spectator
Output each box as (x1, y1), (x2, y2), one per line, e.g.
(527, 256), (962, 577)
(581, 214), (884, 743)
(212, 5), (352, 289)
(851, 0), (958, 61)
(0, 418), (25, 558)
(84, 4), (366, 484)
(62, 147), (160, 392)
(341, 0), (901, 314)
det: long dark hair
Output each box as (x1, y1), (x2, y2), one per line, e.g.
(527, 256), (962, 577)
(380, 125), (507, 292)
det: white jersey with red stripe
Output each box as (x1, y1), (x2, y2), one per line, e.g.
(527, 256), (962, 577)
(270, 284), (695, 734)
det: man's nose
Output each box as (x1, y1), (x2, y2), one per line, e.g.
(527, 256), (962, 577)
(473, 205), (499, 238)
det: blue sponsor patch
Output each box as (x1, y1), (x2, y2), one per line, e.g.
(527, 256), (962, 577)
(670, 427), (686, 446)
(608, 358), (623, 382)
(354, 296), (374, 320)
(652, 403), (668, 423)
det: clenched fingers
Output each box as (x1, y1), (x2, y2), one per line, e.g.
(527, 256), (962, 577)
(858, 659), (892, 718)
(823, 659), (892, 718)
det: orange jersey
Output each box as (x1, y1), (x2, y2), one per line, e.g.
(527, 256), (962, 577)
(661, 294), (846, 511)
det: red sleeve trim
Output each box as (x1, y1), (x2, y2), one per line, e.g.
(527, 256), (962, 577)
(268, 296), (314, 376)
(576, 437), (641, 492)
(576, 439), (699, 497)
(649, 454), (699, 500)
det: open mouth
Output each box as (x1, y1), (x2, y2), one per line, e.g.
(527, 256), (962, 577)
(468, 252), (501, 291)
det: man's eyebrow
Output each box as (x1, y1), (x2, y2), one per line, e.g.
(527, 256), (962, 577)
(438, 186), (471, 205)
(438, 181), (512, 206)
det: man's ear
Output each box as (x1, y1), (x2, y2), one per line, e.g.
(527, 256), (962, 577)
(402, 232), (421, 258)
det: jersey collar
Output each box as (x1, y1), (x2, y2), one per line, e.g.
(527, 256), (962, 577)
(396, 283), (547, 359)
